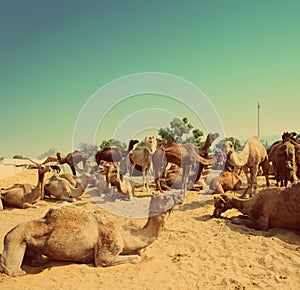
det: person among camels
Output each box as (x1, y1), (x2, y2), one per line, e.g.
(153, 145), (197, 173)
(213, 182), (300, 231)
(225, 136), (269, 198)
(0, 164), (51, 209)
(43, 173), (93, 202)
(56, 150), (88, 176)
(0, 193), (180, 277)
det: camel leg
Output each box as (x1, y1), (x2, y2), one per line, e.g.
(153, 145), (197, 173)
(23, 248), (49, 267)
(0, 198), (3, 210)
(94, 248), (141, 267)
(142, 168), (149, 191)
(261, 158), (270, 187)
(181, 166), (190, 197)
(0, 234), (27, 276)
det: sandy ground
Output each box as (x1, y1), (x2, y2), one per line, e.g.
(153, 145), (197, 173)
(0, 169), (300, 290)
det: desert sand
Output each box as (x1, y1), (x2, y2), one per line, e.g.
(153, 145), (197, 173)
(0, 169), (300, 290)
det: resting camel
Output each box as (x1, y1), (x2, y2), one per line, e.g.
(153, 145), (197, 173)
(226, 136), (269, 198)
(0, 193), (180, 276)
(0, 165), (51, 209)
(205, 171), (242, 194)
(56, 150), (88, 176)
(213, 182), (300, 231)
(153, 133), (219, 195)
(98, 163), (135, 200)
(44, 173), (93, 202)
(95, 140), (139, 166)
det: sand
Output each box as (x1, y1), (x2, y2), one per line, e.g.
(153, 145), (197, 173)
(0, 169), (300, 290)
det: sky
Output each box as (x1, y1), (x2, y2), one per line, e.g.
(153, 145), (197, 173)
(1, 0), (299, 157)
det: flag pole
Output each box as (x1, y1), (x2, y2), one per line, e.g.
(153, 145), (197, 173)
(258, 101), (260, 139)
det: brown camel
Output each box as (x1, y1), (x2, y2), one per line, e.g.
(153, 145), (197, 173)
(95, 139), (139, 166)
(226, 136), (269, 198)
(99, 163), (135, 200)
(0, 193), (180, 276)
(153, 133), (219, 195)
(213, 182), (300, 231)
(269, 139), (298, 187)
(205, 171), (242, 194)
(44, 173), (93, 202)
(268, 132), (300, 183)
(56, 150), (88, 176)
(127, 146), (152, 191)
(0, 165), (51, 209)
(41, 156), (58, 165)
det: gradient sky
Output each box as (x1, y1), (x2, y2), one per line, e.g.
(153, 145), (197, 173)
(1, 0), (299, 157)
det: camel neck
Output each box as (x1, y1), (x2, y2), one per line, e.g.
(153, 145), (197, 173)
(230, 197), (247, 215)
(34, 172), (46, 199)
(122, 214), (167, 252)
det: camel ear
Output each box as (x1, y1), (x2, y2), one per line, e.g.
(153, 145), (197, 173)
(220, 194), (230, 203)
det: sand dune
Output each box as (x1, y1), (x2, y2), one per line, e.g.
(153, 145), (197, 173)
(0, 169), (300, 289)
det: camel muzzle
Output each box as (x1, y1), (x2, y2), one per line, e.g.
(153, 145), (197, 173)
(285, 161), (294, 170)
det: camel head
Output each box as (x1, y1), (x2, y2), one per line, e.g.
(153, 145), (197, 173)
(38, 164), (52, 174)
(213, 194), (233, 218)
(156, 138), (167, 148)
(282, 131), (297, 141)
(281, 141), (296, 170)
(208, 133), (220, 143)
(149, 193), (180, 215)
(225, 141), (234, 155)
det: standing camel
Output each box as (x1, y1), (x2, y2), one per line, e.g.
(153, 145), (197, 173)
(95, 139), (139, 165)
(226, 136), (269, 198)
(57, 150), (88, 176)
(127, 146), (152, 191)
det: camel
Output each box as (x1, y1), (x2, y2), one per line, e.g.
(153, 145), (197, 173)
(145, 136), (156, 153)
(56, 150), (88, 176)
(269, 139), (298, 187)
(268, 132), (300, 183)
(41, 156), (58, 165)
(98, 163), (135, 200)
(0, 165), (51, 209)
(44, 173), (93, 202)
(127, 146), (152, 191)
(0, 193), (180, 276)
(213, 182), (300, 231)
(205, 171), (242, 194)
(95, 139), (139, 166)
(111, 165), (135, 200)
(153, 133), (219, 195)
(226, 136), (269, 198)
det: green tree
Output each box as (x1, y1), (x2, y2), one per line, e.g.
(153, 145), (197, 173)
(158, 117), (203, 145)
(13, 155), (25, 159)
(78, 142), (98, 157)
(99, 139), (127, 150)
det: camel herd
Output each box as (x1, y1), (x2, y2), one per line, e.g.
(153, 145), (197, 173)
(1, 131), (300, 276)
